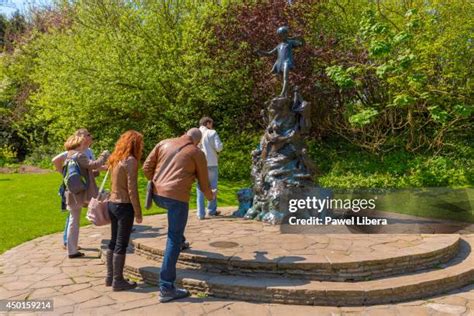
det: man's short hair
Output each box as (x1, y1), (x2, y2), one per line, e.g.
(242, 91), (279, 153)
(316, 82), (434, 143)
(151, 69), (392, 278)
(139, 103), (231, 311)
(186, 128), (202, 143)
(75, 128), (90, 137)
(199, 117), (213, 127)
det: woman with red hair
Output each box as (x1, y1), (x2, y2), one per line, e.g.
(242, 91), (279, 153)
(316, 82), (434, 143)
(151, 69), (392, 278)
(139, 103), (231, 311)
(106, 130), (144, 291)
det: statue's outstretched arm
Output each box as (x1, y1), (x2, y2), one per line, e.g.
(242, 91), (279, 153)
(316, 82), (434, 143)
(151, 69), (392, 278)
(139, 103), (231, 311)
(256, 45), (278, 56)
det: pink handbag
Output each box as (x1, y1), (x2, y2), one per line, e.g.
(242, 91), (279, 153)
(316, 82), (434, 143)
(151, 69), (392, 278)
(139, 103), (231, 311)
(87, 169), (111, 226)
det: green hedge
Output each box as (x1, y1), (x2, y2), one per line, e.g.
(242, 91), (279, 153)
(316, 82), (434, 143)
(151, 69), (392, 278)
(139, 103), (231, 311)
(214, 133), (473, 188)
(308, 137), (473, 189)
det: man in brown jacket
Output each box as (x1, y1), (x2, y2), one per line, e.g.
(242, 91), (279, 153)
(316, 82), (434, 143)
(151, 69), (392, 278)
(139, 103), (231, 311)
(143, 128), (215, 303)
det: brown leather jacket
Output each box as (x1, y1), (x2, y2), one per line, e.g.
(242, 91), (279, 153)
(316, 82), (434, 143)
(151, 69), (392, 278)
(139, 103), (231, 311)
(143, 135), (213, 203)
(109, 156), (142, 215)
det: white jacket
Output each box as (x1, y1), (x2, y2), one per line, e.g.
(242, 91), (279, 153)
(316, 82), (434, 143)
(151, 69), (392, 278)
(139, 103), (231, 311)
(199, 126), (223, 167)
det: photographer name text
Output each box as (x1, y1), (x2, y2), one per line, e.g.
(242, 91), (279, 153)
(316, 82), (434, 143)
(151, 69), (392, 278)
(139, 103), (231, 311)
(289, 216), (387, 226)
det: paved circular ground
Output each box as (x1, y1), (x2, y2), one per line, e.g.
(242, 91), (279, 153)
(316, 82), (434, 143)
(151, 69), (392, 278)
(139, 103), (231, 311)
(131, 207), (460, 267)
(1, 208), (474, 315)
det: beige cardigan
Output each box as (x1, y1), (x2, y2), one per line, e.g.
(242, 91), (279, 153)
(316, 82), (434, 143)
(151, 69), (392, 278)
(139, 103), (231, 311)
(64, 150), (108, 210)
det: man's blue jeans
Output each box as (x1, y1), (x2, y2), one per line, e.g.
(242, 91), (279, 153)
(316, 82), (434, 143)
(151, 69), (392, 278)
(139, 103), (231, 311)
(197, 166), (218, 218)
(63, 213), (70, 245)
(153, 195), (189, 290)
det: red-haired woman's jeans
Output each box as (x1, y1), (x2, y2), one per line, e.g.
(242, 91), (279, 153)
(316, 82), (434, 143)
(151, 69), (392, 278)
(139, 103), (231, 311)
(108, 202), (134, 255)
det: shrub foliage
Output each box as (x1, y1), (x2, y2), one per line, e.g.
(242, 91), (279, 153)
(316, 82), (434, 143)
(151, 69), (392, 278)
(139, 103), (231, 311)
(0, 0), (472, 185)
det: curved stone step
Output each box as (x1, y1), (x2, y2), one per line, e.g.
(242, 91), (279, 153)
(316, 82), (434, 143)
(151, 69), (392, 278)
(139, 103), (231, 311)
(130, 234), (460, 281)
(102, 236), (474, 306)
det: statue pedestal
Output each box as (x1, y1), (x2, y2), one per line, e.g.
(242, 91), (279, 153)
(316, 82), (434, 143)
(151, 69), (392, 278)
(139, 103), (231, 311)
(240, 93), (317, 224)
(108, 209), (472, 305)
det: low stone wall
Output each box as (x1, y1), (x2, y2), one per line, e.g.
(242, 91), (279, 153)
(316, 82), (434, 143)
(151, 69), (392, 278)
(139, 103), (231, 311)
(132, 237), (460, 281)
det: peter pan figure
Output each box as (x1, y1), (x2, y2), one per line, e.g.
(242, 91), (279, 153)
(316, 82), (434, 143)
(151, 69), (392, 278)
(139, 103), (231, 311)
(257, 26), (304, 97)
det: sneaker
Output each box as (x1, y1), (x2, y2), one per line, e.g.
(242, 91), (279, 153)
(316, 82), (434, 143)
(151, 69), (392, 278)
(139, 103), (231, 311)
(159, 287), (190, 303)
(68, 252), (85, 259)
(209, 211), (221, 217)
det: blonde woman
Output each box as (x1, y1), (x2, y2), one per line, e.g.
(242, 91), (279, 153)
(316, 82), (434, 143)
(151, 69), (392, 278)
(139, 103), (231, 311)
(52, 128), (96, 250)
(63, 133), (109, 258)
(53, 129), (95, 173)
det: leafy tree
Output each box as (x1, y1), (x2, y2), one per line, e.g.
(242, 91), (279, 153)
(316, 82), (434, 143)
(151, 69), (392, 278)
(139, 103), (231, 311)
(0, 0), (471, 185)
(30, 0), (249, 153)
(322, 0), (473, 152)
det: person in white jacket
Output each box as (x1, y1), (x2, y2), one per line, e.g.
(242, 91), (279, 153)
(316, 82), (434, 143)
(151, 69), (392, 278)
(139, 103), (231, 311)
(197, 117), (223, 219)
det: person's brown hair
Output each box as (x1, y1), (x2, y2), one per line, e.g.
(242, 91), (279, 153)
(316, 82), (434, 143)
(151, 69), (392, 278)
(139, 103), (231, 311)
(74, 128), (90, 137)
(108, 130), (144, 168)
(64, 134), (86, 150)
(199, 116), (213, 127)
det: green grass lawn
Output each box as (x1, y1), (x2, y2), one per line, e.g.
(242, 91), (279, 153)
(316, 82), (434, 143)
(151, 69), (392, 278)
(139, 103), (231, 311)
(0, 172), (249, 254)
(2, 171), (472, 255)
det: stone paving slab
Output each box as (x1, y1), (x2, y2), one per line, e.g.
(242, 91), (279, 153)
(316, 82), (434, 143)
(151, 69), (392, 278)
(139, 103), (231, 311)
(0, 208), (473, 315)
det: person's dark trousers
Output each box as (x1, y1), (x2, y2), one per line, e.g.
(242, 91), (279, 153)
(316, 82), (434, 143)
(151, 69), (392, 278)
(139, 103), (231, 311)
(152, 195), (189, 290)
(108, 203), (135, 254)
(107, 202), (136, 291)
